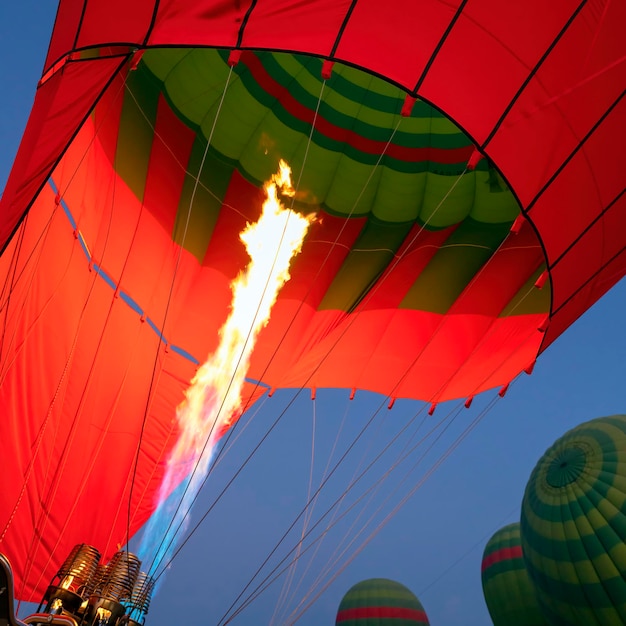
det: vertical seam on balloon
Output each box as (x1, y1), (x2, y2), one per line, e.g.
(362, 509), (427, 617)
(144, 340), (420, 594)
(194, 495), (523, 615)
(548, 187), (626, 273)
(236, 0), (260, 49)
(551, 238), (626, 320)
(0, 55), (130, 259)
(328, 0), (359, 59)
(410, 0), (470, 96)
(530, 89), (625, 355)
(72, 0), (90, 50)
(482, 0), (588, 149)
(526, 90), (624, 215)
(143, 0), (162, 46)
(41, 1), (65, 77)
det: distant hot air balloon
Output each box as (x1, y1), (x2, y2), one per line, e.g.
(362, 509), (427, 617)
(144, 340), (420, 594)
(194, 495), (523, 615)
(520, 415), (626, 626)
(481, 522), (548, 626)
(0, 0), (624, 608)
(335, 578), (429, 625)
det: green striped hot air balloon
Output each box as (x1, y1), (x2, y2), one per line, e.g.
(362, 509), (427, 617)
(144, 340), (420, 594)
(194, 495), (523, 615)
(481, 522), (548, 626)
(335, 578), (429, 625)
(520, 415), (626, 626)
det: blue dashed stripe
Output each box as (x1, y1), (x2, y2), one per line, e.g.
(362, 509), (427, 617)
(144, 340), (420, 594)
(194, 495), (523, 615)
(47, 177), (265, 387)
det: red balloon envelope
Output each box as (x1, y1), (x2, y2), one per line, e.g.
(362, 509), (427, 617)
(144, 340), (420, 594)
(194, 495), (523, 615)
(0, 0), (624, 601)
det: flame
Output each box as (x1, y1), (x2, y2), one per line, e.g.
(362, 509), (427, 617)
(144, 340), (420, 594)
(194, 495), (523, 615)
(138, 160), (312, 575)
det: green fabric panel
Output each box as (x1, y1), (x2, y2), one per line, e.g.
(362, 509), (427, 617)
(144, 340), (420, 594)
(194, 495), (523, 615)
(336, 579), (428, 624)
(140, 48), (522, 234)
(520, 416), (626, 625)
(482, 557), (527, 582)
(483, 571), (547, 626)
(115, 66), (161, 202)
(261, 53), (468, 145)
(318, 218), (412, 311)
(233, 61), (468, 171)
(499, 266), (551, 316)
(400, 219), (511, 313)
(481, 523), (548, 626)
(173, 140), (233, 262)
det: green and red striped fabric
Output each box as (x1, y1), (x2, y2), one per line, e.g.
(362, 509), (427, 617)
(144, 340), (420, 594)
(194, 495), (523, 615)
(521, 415), (626, 626)
(335, 578), (429, 625)
(481, 522), (548, 626)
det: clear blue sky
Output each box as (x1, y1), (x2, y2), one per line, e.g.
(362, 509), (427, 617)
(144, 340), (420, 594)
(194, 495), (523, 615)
(2, 3), (625, 625)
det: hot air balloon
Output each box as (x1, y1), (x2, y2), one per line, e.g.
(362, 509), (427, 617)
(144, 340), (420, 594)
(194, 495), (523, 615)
(481, 522), (548, 626)
(520, 415), (626, 626)
(336, 578), (429, 625)
(0, 0), (624, 616)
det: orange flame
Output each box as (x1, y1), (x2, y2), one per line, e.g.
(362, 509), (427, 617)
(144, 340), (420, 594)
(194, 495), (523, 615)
(148, 159), (313, 529)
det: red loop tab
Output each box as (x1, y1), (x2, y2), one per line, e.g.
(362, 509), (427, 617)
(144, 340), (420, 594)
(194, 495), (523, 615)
(524, 360), (536, 375)
(498, 383), (509, 398)
(464, 395), (474, 409)
(510, 214), (525, 234)
(321, 60), (334, 80)
(349, 388), (356, 400)
(55, 192), (61, 206)
(311, 387), (316, 400)
(268, 387), (276, 398)
(387, 398), (396, 410)
(401, 94), (416, 117)
(467, 148), (483, 170)
(228, 49), (242, 67)
(534, 270), (549, 289)
(538, 316), (550, 333)
(428, 403), (437, 416)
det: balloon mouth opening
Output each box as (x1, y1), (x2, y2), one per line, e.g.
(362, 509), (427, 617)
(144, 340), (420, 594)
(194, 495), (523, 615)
(545, 445), (587, 488)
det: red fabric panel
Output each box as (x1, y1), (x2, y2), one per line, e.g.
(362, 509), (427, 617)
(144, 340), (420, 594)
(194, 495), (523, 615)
(44, 0), (82, 68)
(0, 126), (268, 599)
(361, 225), (456, 310)
(142, 94), (196, 235)
(75, 0), (153, 48)
(529, 94), (626, 267)
(0, 57), (126, 253)
(271, 308), (543, 402)
(149, 0), (248, 47)
(337, 606), (428, 620)
(334, 0), (458, 90)
(488, 5), (626, 209)
(418, 1), (583, 143)
(237, 0), (351, 58)
(543, 192), (626, 351)
(481, 545), (523, 571)
(0, 182), (174, 599)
